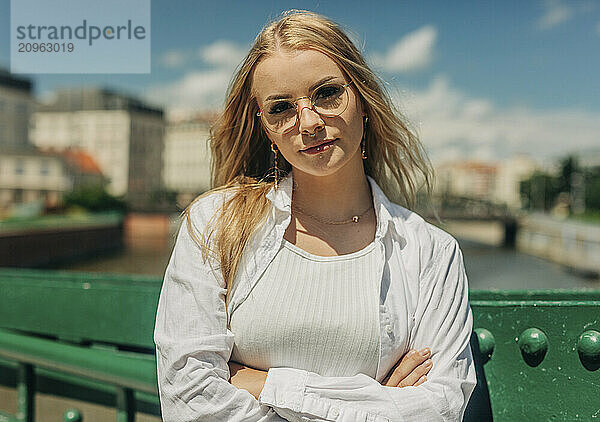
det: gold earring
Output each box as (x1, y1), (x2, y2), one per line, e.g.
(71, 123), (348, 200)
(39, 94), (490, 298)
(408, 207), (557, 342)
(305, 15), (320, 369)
(271, 142), (279, 190)
(361, 139), (367, 160)
(362, 116), (368, 160)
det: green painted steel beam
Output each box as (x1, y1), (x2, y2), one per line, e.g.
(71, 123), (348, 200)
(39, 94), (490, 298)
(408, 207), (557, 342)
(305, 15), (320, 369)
(0, 270), (161, 349)
(471, 298), (600, 421)
(116, 388), (136, 422)
(0, 211), (124, 233)
(0, 267), (162, 285)
(0, 329), (157, 395)
(469, 289), (600, 301)
(16, 363), (34, 422)
(0, 359), (160, 418)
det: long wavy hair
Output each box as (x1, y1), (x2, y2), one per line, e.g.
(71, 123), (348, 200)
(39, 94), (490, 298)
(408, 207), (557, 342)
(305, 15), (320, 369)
(182, 9), (434, 326)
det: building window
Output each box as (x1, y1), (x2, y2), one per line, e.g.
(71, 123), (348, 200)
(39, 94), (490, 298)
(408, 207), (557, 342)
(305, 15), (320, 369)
(40, 160), (50, 176)
(14, 189), (23, 203)
(40, 189), (48, 204)
(15, 160), (25, 175)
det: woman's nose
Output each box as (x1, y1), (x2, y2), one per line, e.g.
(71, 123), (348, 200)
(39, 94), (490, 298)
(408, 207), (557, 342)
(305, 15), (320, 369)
(297, 101), (324, 135)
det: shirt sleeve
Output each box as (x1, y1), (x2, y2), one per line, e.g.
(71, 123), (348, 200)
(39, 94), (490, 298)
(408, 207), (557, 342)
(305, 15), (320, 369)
(258, 238), (477, 422)
(153, 200), (287, 422)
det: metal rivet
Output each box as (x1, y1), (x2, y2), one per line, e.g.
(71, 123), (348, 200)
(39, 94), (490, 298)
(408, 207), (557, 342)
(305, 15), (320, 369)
(517, 327), (548, 367)
(475, 328), (495, 364)
(63, 408), (82, 422)
(577, 330), (600, 371)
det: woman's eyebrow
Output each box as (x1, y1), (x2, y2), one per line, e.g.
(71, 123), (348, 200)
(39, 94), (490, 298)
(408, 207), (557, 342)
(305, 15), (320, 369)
(264, 75), (340, 102)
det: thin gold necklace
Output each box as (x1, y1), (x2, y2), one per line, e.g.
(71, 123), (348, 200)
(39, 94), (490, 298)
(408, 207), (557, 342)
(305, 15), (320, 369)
(292, 202), (373, 224)
(291, 180), (374, 224)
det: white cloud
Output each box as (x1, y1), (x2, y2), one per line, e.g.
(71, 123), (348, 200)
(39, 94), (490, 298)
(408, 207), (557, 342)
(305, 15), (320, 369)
(145, 40), (249, 117)
(158, 40), (248, 70)
(145, 68), (233, 117)
(537, 0), (573, 30)
(200, 40), (247, 68)
(536, 0), (596, 31)
(371, 25), (437, 73)
(158, 49), (188, 68)
(394, 75), (600, 164)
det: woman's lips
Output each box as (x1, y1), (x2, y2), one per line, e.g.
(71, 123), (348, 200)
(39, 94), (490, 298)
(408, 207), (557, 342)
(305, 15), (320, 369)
(301, 139), (338, 154)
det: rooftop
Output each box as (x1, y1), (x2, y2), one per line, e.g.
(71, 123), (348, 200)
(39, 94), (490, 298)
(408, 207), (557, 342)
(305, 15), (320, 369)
(0, 68), (33, 93)
(38, 86), (164, 117)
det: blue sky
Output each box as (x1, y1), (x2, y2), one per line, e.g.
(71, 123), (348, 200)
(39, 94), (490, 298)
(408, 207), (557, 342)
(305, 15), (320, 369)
(1, 0), (599, 163)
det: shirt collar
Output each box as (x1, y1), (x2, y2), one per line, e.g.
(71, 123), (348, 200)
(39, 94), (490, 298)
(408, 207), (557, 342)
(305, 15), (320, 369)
(265, 171), (402, 240)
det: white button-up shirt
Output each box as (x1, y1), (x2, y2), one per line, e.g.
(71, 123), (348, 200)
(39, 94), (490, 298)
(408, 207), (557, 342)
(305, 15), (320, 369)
(154, 171), (477, 422)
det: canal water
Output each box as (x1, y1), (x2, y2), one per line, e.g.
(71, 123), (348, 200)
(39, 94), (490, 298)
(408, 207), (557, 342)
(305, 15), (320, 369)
(58, 224), (599, 291)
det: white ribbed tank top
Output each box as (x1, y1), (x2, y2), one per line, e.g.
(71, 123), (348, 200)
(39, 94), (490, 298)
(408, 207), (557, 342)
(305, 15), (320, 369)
(230, 238), (380, 378)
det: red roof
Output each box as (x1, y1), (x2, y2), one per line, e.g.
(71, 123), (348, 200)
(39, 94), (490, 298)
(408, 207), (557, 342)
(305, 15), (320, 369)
(60, 148), (103, 175)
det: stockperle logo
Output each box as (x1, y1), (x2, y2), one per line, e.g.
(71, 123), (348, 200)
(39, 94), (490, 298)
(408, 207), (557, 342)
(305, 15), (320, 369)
(10, 0), (150, 74)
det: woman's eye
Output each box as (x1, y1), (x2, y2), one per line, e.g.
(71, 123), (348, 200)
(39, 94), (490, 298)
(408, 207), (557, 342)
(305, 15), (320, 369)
(315, 85), (341, 100)
(268, 101), (293, 115)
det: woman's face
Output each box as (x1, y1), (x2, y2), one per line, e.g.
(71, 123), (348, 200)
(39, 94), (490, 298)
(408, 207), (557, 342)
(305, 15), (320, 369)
(252, 48), (365, 178)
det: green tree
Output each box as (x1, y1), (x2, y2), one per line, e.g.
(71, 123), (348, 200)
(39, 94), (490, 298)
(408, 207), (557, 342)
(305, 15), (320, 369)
(557, 155), (579, 194)
(585, 166), (600, 212)
(63, 185), (127, 212)
(149, 188), (178, 205)
(521, 155), (600, 215)
(520, 171), (560, 211)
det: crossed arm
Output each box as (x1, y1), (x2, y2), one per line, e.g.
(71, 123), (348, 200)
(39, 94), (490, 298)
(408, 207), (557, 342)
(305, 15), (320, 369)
(228, 346), (433, 400)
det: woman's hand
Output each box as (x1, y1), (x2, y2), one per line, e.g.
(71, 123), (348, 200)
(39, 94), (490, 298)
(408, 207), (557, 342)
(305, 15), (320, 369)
(228, 361), (269, 400)
(228, 348), (432, 399)
(380, 348), (432, 387)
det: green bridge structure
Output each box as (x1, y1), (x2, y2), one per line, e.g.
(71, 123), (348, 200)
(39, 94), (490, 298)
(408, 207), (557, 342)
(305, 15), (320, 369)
(0, 268), (599, 421)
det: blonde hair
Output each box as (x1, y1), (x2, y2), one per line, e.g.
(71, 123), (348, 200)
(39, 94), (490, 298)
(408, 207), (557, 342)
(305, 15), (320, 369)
(182, 10), (434, 325)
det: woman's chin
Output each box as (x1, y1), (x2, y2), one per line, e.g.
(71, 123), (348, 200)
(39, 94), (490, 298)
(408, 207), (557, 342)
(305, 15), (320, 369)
(293, 154), (359, 178)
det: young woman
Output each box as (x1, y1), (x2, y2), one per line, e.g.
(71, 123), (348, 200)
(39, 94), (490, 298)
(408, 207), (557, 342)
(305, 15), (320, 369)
(154, 10), (476, 422)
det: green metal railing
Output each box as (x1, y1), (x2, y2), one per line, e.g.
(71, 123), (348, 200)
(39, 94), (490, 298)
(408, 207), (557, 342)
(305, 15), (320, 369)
(0, 268), (160, 421)
(0, 268), (599, 421)
(0, 330), (156, 422)
(0, 211), (124, 234)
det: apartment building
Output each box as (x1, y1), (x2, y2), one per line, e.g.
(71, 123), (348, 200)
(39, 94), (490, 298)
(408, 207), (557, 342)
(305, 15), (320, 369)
(434, 155), (537, 209)
(163, 112), (216, 206)
(0, 148), (105, 214)
(30, 87), (165, 207)
(0, 68), (34, 150)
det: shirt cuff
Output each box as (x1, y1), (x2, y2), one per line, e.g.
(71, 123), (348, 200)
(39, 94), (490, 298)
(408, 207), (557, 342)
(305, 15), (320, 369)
(259, 367), (308, 413)
(258, 368), (387, 422)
